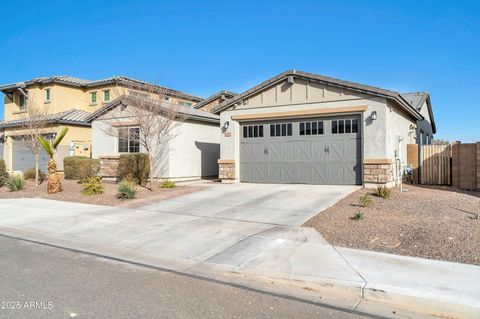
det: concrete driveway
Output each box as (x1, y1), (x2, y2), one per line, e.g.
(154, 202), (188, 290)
(140, 183), (358, 226)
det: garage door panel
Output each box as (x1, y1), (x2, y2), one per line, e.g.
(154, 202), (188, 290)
(12, 142), (50, 172)
(240, 115), (361, 185)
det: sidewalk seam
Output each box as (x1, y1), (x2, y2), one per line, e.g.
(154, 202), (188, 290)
(332, 246), (368, 306)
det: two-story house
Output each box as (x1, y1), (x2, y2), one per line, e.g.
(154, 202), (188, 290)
(0, 76), (202, 172)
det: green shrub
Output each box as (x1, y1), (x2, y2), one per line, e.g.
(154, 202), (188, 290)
(117, 153), (150, 186)
(359, 193), (373, 207)
(352, 212), (364, 221)
(64, 156), (100, 180)
(0, 159), (6, 178)
(23, 167), (45, 182)
(117, 179), (136, 199)
(81, 176), (104, 195)
(160, 179), (176, 189)
(375, 186), (392, 199)
(0, 159), (7, 188)
(7, 175), (25, 192)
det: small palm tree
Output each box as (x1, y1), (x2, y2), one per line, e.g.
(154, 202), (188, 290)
(37, 127), (69, 194)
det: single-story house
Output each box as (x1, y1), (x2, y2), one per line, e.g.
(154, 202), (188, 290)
(213, 70), (436, 187)
(87, 96), (221, 180)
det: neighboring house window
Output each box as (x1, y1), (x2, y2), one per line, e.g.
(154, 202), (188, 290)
(179, 101), (193, 107)
(90, 91), (97, 104)
(19, 94), (27, 110)
(299, 121), (324, 136)
(421, 131), (427, 145)
(163, 96), (170, 101)
(44, 88), (51, 102)
(118, 127), (140, 153)
(270, 123), (292, 137)
(128, 90), (148, 98)
(103, 90), (110, 102)
(243, 125), (264, 138)
(332, 119), (358, 134)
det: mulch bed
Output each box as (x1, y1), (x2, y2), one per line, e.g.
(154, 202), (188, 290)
(0, 178), (201, 207)
(304, 185), (480, 265)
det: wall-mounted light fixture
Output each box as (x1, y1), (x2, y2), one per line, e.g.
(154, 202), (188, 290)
(223, 121), (230, 130)
(371, 111), (377, 121)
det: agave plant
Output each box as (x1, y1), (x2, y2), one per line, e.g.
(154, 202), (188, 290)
(37, 127), (69, 194)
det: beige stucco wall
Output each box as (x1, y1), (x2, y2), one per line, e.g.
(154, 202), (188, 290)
(91, 103), (220, 179)
(385, 100), (417, 184)
(2, 124), (91, 171)
(4, 83), (198, 122)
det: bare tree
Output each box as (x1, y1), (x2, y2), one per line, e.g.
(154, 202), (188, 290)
(102, 82), (187, 189)
(19, 94), (49, 186)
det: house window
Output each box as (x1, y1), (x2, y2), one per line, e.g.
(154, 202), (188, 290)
(270, 123), (292, 137)
(163, 96), (170, 101)
(299, 121), (324, 136)
(19, 94), (27, 110)
(44, 88), (51, 102)
(90, 91), (97, 104)
(103, 90), (110, 102)
(118, 127), (140, 153)
(179, 101), (193, 107)
(332, 119), (358, 134)
(242, 125), (264, 138)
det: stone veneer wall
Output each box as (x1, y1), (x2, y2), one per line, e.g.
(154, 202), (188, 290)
(218, 159), (235, 180)
(99, 156), (120, 178)
(363, 159), (393, 187)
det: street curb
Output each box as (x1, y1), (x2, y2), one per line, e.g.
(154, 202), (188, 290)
(0, 230), (386, 319)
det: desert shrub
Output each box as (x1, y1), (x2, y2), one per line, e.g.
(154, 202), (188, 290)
(0, 159), (6, 177)
(81, 176), (104, 195)
(23, 167), (45, 182)
(117, 153), (150, 186)
(352, 212), (364, 221)
(160, 179), (176, 189)
(117, 179), (136, 199)
(375, 186), (391, 199)
(64, 156), (100, 180)
(0, 160), (7, 187)
(359, 193), (373, 207)
(7, 175), (25, 192)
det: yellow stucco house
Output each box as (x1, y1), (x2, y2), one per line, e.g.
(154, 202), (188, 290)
(0, 76), (202, 172)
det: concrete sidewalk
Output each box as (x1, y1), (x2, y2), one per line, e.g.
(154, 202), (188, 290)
(0, 198), (479, 318)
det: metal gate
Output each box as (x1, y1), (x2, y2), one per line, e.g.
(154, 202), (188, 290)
(240, 115), (361, 185)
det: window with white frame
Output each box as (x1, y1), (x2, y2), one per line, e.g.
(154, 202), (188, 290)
(331, 119), (358, 134)
(19, 94), (27, 110)
(103, 90), (110, 102)
(242, 125), (264, 138)
(299, 121), (324, 136)
(44, 88), (51, 102)
(118, 127), (140, 153)
(90, 91), (97, 104)
(270, 123), (292, 137)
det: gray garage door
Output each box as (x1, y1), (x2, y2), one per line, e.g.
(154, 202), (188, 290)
(240, 115), (362, 185)
(12, 141), (50, 172)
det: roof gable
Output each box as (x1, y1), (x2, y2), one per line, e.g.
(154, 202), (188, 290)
(213, 70), (423, 121)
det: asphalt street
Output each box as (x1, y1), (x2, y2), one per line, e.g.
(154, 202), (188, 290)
(0, 235), (371, 319)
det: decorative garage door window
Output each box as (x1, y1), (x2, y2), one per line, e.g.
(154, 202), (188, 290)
(331, 119), (358, 134)
(243, 125), (264, 138)
(299, 121), (324, 136)
(118, 126), (140, 153)
(270, 123), (292, 137)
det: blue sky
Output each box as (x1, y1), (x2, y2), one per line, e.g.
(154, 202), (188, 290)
(1, 0), (478, 141)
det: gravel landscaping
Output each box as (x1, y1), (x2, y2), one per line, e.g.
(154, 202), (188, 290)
(0, 177), (201, 207)
(304, 185), (480, 265)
